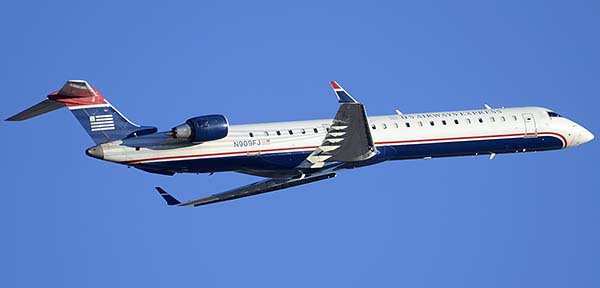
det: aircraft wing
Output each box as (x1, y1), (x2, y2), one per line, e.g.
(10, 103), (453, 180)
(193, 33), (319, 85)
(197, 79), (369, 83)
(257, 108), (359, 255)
(298, 81), (376, 169)
(156, 172), (336, 207)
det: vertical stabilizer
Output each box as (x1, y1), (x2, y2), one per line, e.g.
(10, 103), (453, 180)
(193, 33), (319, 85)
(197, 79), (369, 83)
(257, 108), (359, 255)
(6, 80), (156, 144)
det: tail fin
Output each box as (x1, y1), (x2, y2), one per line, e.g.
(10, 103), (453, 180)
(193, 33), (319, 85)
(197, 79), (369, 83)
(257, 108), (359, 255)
(6, 80), (157, 144)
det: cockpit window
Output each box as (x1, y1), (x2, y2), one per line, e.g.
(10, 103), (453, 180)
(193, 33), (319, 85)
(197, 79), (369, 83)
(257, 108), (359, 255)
(547, 111), (562, 118)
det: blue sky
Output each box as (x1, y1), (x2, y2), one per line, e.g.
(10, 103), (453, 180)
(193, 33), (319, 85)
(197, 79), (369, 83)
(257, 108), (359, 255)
(1, 0), (599, 287)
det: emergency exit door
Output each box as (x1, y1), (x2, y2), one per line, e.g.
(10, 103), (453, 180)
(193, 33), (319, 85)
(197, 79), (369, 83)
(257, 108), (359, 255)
(523, 113), (537, 138)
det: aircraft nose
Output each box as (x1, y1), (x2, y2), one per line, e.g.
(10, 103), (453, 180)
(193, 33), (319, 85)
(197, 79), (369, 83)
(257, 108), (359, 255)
(579, 128), (594, 144)
(86, 145), (104, 160)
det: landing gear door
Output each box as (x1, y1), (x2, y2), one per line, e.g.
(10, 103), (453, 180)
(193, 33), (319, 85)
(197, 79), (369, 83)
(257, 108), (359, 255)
(523, 113), (537, 138)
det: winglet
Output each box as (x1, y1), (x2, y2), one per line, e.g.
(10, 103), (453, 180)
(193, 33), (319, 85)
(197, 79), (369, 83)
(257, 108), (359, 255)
(330, 81), (358, 103)
(155, 187), (181, 206)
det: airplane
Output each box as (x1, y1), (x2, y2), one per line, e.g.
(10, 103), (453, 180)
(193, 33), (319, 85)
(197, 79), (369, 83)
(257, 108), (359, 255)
(6, 80), (594, 207)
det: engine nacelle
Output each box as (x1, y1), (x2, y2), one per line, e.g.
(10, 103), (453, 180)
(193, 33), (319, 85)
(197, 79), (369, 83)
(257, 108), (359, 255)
(169, 115), (229, 143)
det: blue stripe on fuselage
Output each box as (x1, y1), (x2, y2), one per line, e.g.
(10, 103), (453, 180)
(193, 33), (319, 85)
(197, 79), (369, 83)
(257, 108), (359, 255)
(134, 136), (564, 174)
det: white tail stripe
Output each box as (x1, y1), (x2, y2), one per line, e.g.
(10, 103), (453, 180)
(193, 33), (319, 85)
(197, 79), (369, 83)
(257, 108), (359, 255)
(68, 104), (111, 110)
(91, 123), (115, 128)
(91, 122), (114, 126)
(91, 120), (114, 124)
(91, 126), (115, 131)
(94, 115), (113, 119)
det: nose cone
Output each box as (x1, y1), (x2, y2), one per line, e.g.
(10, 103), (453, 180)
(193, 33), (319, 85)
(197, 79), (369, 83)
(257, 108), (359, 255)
(580, 128), (594, 144)
(86, 145), (104, 160)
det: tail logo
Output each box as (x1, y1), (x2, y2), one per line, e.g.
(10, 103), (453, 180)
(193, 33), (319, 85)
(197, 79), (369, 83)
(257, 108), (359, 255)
(89, 114), (115, 131)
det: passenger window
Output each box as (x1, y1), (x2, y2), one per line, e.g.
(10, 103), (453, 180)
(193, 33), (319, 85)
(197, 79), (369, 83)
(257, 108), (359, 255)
(393, 122), (399, 128)
(405, 122), (411, 128)
(313, 128), (318, 133)
(478, 118), (483, 123)
(371, 124), (377, 130)
(490, 117), (495, 122)
(301, 128), (306, 134)
(512, 115), (518, 121)
(500, 116), (506, 122)
(382, 123), (388, 129)
(454, 119), (459, 124)
(466, 118), (472, 124)
(288, 130), (293, 135)
(430, 121), (435, 126)
(264, 131), (269, 136)
(276, 130), (281, 136)
(418, 121), (423, 127)
(442, 120), (447, 125)
(249, 132), (254, 137)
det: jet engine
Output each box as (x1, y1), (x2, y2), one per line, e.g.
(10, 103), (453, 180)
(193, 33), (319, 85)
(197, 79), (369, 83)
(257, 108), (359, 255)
(168, 114), (229, 143)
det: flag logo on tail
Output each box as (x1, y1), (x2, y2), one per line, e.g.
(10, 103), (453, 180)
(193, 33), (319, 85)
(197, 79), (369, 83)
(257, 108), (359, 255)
(89, 114), (115, 131)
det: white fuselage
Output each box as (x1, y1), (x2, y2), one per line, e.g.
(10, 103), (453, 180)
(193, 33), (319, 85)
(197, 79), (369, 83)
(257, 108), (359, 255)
(95, 106), (592, 177)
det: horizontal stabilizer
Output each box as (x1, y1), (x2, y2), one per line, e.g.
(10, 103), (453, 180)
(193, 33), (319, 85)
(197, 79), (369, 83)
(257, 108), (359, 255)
(6, 99), (65, 121)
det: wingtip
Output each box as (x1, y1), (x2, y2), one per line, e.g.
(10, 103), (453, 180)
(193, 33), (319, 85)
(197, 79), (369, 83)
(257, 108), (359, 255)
(329, 81), (358, 103)
(155, 186), (181, 206)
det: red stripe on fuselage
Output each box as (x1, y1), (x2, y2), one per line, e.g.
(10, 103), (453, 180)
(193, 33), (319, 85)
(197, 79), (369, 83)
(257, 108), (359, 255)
(123, 132), (567, 164)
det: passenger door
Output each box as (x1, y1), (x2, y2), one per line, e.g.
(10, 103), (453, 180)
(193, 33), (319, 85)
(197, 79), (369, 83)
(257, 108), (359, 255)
(523, 113), (537, 138)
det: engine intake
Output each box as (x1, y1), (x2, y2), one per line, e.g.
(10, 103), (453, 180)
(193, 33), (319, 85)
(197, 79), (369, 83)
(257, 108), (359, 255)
(169, 115), (229, 143)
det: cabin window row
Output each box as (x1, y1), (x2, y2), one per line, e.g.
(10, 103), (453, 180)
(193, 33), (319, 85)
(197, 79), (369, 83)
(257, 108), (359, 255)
(249, 127), (323, 137)
(248, 115), (521, 137)
(370, 115), (519, 130)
